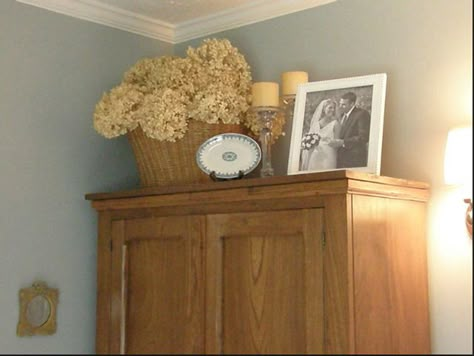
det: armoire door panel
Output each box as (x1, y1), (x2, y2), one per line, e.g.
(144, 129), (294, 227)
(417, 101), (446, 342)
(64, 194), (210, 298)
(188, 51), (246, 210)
(206, 209), (324, 354)
(110, 216), (204, 354)
(222, 233), (305, 354)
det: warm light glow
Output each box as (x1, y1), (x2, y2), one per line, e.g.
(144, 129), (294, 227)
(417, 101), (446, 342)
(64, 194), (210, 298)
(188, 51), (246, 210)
(431, 189), (473, 252)
(444, 126), (473, 239)
(444, 126), (473, 188)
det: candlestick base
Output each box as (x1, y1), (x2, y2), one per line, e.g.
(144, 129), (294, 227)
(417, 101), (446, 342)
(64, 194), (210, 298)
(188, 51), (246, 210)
(251, 106), (281, 177)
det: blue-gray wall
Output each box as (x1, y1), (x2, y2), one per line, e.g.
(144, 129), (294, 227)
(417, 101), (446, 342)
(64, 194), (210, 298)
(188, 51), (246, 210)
(0, 0), (171, 353)
(1, 0), (472, 354)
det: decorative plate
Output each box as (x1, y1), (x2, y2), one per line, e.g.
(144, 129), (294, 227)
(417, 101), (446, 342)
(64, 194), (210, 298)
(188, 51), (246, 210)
(196, 133), (261, 179)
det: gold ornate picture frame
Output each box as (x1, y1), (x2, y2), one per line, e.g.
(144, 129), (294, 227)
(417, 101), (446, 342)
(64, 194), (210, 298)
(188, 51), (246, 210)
(17, 281), (59, 336)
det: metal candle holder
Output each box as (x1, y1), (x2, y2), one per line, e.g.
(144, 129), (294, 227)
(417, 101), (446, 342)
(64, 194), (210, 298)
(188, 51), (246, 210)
(252, 106), (281, 177)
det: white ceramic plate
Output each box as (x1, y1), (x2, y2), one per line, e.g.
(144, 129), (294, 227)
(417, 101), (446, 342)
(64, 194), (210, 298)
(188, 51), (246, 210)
(196, 133), (261, 179)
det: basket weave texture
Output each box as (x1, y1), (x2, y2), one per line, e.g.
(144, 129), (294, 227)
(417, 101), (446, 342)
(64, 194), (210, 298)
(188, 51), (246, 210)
(127, 120), (247, 187)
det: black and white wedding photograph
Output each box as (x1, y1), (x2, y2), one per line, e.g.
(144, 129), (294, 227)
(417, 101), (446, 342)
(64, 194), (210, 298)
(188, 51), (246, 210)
(288, 73), (387, 175)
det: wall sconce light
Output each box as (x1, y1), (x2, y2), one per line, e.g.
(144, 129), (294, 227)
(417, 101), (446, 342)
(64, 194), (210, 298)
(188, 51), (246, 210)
(444, 126), (473, 238)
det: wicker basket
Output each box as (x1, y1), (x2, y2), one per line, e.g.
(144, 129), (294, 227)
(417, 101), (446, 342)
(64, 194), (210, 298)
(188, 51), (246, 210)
(127, 120), (248, 187)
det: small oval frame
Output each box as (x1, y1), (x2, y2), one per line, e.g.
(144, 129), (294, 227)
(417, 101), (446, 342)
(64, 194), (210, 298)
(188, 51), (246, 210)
(17, 281), (59, 337)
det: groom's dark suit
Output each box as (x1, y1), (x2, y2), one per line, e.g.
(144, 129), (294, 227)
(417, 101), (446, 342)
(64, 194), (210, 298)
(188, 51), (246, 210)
(337, 107), (370, 168)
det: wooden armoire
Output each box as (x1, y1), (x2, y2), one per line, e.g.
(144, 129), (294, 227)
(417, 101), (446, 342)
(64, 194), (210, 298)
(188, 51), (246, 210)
(85, 170), (431, 354)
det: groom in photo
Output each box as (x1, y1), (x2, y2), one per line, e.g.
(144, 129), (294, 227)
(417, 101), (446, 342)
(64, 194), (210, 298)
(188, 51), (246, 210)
(328, 91), (370, 168)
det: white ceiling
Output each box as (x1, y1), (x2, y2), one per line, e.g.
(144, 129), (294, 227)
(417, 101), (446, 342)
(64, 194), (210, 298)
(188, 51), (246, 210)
(16, 0), (336, 43)
(97, 0), (263, 24)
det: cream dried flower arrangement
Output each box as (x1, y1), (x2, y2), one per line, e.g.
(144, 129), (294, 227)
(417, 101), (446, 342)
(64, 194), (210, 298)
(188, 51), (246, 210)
(93, 38), (285, 143)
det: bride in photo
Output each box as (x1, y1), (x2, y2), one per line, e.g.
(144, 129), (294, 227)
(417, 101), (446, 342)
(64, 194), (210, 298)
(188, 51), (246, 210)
(300, 98), (341, 171)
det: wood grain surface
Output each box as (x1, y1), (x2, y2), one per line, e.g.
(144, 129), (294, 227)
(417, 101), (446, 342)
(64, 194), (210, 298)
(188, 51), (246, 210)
(90, 172), (430, 354)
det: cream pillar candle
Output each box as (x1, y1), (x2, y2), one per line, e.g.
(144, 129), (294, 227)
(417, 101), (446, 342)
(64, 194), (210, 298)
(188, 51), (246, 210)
(251, 82), (280, 107)
(281, 71), (309, 96)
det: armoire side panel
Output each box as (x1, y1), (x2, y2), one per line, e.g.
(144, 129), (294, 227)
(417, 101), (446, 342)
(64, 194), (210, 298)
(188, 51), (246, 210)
(352, 195), (430, 354)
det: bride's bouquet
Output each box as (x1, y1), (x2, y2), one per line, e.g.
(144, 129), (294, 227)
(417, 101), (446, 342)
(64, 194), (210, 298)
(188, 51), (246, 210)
(301, 132), (321, 150)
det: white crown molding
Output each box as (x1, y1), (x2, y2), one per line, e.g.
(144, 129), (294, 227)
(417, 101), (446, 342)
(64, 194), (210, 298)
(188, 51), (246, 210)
(174, 0), (337, 43)
(16, 0), (336, 44)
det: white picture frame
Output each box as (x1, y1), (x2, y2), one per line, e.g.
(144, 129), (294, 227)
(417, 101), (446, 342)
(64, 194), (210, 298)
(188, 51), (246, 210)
(287, 73), (387, 175)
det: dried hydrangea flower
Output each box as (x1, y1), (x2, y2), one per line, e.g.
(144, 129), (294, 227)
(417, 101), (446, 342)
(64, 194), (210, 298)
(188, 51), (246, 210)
(92, 38), (283, 143)
(93, 83), (143, 138)
(137, 88), (189, 142)
(187, 38), (252, 127)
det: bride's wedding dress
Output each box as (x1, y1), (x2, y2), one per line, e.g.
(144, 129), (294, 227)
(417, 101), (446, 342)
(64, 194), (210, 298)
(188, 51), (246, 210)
(305, 120), (338, 171)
